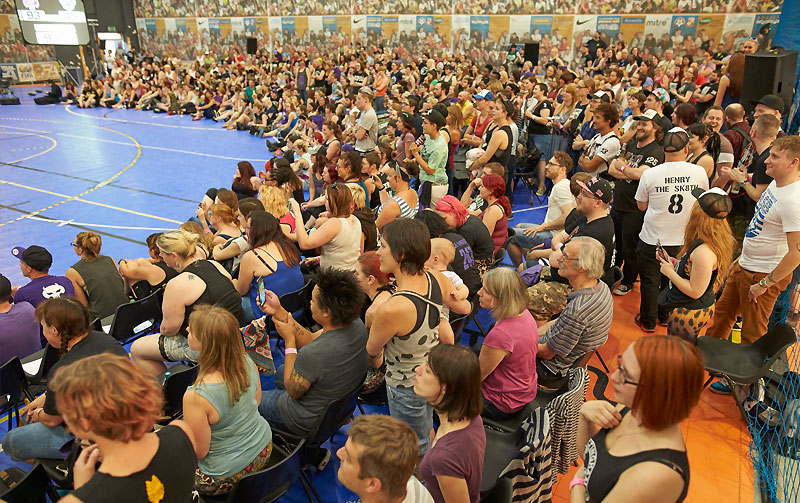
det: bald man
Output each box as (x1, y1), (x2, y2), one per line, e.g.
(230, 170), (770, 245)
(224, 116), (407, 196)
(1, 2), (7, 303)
(723, 103), (750, 166)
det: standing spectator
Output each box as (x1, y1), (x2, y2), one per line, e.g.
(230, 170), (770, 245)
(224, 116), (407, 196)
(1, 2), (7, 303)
(585, 32), (608, 64)
(714, 52), (744, 108)
(10, 245), (75, 307)
(705, 136), (800, 370)
(634, 128), (709, 332)
(65, 232), (129, 320)
(722, 104), (750, 166)
(410, 110), (449, 208)
(524, 83), (553, 196)
(353, 87), (379, 153)
(578, 102), (620, 177)
(338, 415), (434, 503)
(643, 88), (673, 136)
(0, 274), (41, 364)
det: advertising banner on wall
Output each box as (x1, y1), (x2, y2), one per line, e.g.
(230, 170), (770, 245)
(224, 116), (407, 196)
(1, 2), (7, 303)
(753, 13), (779, 36)
(722, 13), (755, 52)
(489, 15), (508, 43)
(695, 14), (725, 49)
(644, 14), (672, 41)
(531, 16), (553, 37)
(220, 18), (232, 37)
(0, 63), (18, 81)
(597, 15), (621, 40)
(551, 15), (573, 50)
(433, 15), (451, 43)
(145, 18), (157, 32)
(381, 16), (398, 41)
(208, 18), (220, 33)
(281, 17), (295, 36)
(470, 15), (490, 38)
(155, 18), (166, 34)
(417, 15), (434, 32)
(164, 18), (177, 32)
(619, 16), (645, 47)
(671, 14), (698, 44)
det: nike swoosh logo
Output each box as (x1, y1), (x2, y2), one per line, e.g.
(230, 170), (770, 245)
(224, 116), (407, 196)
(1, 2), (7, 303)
(577, 19), (591, 25)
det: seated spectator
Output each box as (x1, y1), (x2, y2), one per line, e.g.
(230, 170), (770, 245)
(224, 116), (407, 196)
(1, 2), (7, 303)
(183, 306), (273, 495)
(200, 203), (243, 247)
(573, 336), (703, 503)
(477, 174), (511, 253)
(524, 177), (615, 322)
(536, 237), (613, 388)
(337, 415), (434, 503)
(290, 184), (362, 273)
(459, 162), (505, 216)
(434, 196), (495, 276)
(416, 344), (486, 503)
(131, 231), (245, 376)
(65, 232), (129, 320)
(415, 210), (482, 298)
(658, 189), (734, 343)
(260, 185), (296, 241)
(508, 153), (576, 267)
(368, 219), (471, 455)
(375, 161), (420, 231)
(180, 221), (214, 260)
(0, 274), (41, 364)
(356, 252), (396, 330)
(49, 354), (197, 502)
(210, 198), (264, 265)
(347, 184), (379, 253)
(118, 233), (178, 299)
(258, 267), (368, 439)
(338, 151), (371, 208)
(231, 161), (261, 200)
(10, 244), (75, 308)
(267, 161), (306, 204)
(235, 211), (303, 323)
(477, 268), (539, 420)
(1, 298), (128, 461)
(425, 238), (470, 344)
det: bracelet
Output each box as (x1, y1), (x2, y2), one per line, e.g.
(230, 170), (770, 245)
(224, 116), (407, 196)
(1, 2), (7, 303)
(36, 409), (43, 419)
(285, 347), (298, 355)
(569, 478), (585, 490)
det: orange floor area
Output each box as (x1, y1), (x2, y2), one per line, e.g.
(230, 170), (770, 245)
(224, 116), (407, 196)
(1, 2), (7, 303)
(551, 282), (755, 503)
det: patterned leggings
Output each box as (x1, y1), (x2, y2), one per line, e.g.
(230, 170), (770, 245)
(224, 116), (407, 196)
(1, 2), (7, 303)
(195, 442), (272, 495)
(666, 305), (715, 344)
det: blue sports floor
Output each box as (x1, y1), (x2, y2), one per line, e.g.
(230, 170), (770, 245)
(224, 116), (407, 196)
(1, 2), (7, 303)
(0, 87), (547, 501)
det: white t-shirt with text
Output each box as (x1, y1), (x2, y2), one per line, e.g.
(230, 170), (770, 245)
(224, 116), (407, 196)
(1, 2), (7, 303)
(740, 180), (800, 273)
(635, 161), (709, 246)
(585, 131), (621, 175)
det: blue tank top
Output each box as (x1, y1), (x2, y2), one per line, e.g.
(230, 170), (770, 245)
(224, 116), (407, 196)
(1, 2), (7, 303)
(248, 250), (304, 318)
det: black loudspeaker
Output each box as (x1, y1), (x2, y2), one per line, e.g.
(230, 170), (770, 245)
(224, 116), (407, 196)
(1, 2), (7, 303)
(524, 43), (539, 65)
(246, 37), (257, 55)
(740, 50), (798, 116)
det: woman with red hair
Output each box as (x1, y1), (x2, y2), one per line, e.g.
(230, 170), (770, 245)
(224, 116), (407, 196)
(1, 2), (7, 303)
(477, 173), (511, 252)
(434, 196), (495, 276)
(572, 336), (704, 503)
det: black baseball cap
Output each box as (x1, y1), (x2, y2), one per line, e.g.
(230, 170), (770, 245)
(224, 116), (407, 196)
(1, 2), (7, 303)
(751, 94), (785, 115)
(577, 177), (613, 204)
(663, 127), (692, 153)
(592, 90), (612, 103)
(691, 187), (732, 219)
(11, 245), (52, 271)
(424, 109), (446, 129)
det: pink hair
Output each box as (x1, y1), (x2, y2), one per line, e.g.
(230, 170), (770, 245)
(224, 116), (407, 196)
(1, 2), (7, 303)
(435, 196), (469, 227)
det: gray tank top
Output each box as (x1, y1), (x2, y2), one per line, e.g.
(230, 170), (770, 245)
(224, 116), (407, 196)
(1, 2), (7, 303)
(71, 256), (128, 320)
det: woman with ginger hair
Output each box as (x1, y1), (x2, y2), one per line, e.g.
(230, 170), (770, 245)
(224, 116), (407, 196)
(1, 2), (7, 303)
(51, 353), (197, 502)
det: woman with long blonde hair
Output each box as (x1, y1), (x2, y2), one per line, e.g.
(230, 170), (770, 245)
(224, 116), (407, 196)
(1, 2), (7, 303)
(259, 185), (295, 240)
(183, 306), (272, 495)
(657, 188), (734, 342)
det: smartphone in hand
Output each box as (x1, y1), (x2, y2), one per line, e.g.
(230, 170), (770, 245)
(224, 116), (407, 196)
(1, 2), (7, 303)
(656, 240), (668, 262)
(257, 277), (266, 305)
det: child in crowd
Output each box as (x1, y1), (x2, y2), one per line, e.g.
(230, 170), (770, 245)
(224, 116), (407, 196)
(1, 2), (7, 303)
(425, 238), (470, 344)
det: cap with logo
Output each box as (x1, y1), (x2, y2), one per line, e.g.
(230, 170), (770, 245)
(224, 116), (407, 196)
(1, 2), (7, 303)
(424, 109), (446, 129)
(651, 88), (670, 104)
(309, 144), (327, 157)
(663, 127), (692, 153)
(634, 109), (660, 122)
(592, 91), (611, 103)
(577, 177), (613, 204)
(472, 89), (495, 101)
(11, 245), (52, 272)
(691, 187), (732, 219)
(751, 94), (785, 115)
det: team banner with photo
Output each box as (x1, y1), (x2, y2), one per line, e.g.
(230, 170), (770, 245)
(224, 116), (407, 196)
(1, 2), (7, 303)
(618, 16), (644, 47)
(488, 16), (508, 43)
(597, 16), (621, 41)
(0, 63), (18, 81)
(644, 14), (672, 42)
(470, 15), (490, 39)
(433, 15), (451, 44)
(722, 14), (756, 52)
(144, 18), (157, 32)
(531, 16), (552, 37)
(754, 13), (780, 36)
(155, 18), (167, 35)
(696, 15), (726, 49)
(671, 15), (698, 43)
(164, 18), (177, 33)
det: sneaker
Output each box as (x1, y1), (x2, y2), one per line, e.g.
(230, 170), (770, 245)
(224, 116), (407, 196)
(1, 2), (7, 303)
(710, 381), (732, 394)
(536, 186), (547, 196)
(634, 313), (655, 333)
(613, 284), (631, 296)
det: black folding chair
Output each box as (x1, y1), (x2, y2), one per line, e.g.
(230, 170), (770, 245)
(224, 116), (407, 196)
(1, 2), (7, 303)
(22, 344), (60, 386)
(158, 364), (198, 424)
(107, 289), (163, 344)
(0, 463), (60, 503)
(0, 357), (36, 430)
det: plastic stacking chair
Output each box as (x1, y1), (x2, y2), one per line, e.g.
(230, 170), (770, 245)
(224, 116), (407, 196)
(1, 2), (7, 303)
(158, 364), (199, 423)
(696, 323), (797, 389)
(0, 357), (36, 430)
(107, 289), (163, 344)
(0, 463), (60, 503)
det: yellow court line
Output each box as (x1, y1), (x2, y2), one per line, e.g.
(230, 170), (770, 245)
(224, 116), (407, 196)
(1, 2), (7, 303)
(0, 120), (146, 228)
(0, 131), (58, 164)
(0, 180), (182, 224)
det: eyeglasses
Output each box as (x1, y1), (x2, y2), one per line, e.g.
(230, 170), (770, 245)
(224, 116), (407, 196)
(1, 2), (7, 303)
(547, 161), (565, 169)
(617, 355), (639, 386)
(70, 242), (79, 248)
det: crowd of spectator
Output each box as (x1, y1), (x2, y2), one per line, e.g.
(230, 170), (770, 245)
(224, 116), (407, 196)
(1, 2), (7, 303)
(3, 27), (800, 503)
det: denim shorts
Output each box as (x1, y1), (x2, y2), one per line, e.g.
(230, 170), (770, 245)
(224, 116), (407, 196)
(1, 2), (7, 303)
(387, 385), (433, 455)
(158, 334), (200, 363)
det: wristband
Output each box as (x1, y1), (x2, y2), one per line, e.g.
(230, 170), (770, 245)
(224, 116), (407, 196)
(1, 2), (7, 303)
(569, 478), (585, 490)
(285, 347), (298, 355)
(619, 165), (626, 173)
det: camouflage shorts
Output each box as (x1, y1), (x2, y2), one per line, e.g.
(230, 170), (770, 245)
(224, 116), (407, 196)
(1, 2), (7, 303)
(527, 270), (572, 322)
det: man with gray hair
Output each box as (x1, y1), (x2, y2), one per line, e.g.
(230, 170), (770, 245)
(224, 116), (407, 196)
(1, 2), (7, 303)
(536, 236), (613, 389)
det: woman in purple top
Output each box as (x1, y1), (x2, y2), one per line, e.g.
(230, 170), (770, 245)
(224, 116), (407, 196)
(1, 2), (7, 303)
(416, 344), (485, 503)
(477, 268), (539, 420)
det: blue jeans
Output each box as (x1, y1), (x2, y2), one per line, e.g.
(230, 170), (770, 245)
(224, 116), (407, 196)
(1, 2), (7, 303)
(509, 227), (555, 251)
(374, 95), (386, 112)
(387, 385), (433, 455)
(258, 365), (291, 432)
(1, 422), (73, 461)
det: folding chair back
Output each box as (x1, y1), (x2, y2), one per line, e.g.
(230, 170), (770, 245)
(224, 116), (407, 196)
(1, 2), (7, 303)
(0, 463), (60, 503)
(0, 357), (35, 429)
(224, 438), (306, 503)
(161, 365), (199, 422)
(109, 289), (163, 344)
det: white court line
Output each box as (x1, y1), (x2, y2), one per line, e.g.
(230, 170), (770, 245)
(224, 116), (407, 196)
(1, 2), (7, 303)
(512, 204), (548, 213)
(0, 124), (271, 162)
(65, 104), (230, 131)
(24, 215), (174, 231)
(0, 131), (57, 164)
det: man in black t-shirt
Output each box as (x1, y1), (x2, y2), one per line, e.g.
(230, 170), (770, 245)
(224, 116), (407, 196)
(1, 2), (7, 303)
(607, 109), (665, 295)
(693, 71), (719, 117)
(525, 177), (615, 322)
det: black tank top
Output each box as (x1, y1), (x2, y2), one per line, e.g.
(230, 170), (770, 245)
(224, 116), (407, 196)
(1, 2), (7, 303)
(660, 239), (717, 310)
(179, 260), (246, 335)
(482, 124), (513, 169)
(70, 425), (197, 503)
(584, 407), (690, 503)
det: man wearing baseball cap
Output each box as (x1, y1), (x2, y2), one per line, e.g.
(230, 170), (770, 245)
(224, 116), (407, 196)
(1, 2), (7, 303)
(11, 245), (75, 309)
(752, 93), (785, 122)
(633, 127), (709, 332)
(0, 273), (42, 366)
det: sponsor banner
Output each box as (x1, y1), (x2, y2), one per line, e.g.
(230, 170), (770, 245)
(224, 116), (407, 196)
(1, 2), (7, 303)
(367, 15), (382, 38)
(433, 15), (451, 42)
(381, 16), (398, 41)
(336, 16), (351, 37)
(572, 16), (595, 59)
(488, 15), (508, 43)
(293, 16), (308, 38)
(398, 14), (415, 33)
(155, 18), (166, 34)
(164, 18), (177, 32)
(722, 13), (755, 52)
(0, 63), (18, 81)
(176, 18), (187, 31)
(552, 15), (573, 51)
(619, 16), (645, 47)
(135, 18), (146, 31)
(508, 14), (529, 36)
(597, 15), (621, 40)
(281, 17), (295, 36)
(231, 17), (245, 33)
(753, 13), (779, 36)
(144, 18), (156, 32)
(671, 14), (698, 43)
(696, 14), (725, 49)
(208, 18), (220, 33)
(16, 63), (34, 82)
(470, 15), (490, 38)
(530, 15), (553, 37)
(32, 62), (60, 81)
(243, 17), (256, 34)
(417, 15), (434, 32)
(645, 14), (672, 41)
